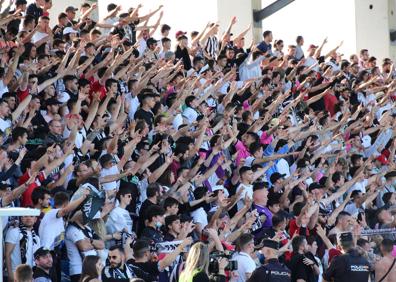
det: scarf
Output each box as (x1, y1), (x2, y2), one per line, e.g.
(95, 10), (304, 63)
(19, 223), (38, 264)
(103, 264), (136, 279)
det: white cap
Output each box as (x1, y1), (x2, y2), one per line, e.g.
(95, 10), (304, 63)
(212, 185), (229, 198)
(63, 27), (77, 35)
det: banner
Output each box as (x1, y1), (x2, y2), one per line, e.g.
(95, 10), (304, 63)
(156, 241), (183, 253)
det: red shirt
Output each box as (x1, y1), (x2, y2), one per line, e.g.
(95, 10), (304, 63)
(17, 89), (30, 101)
(19, 171), (46, 207)
(90, 80), (107, 100)
(288, 218), (311, 237)
(324, 93), (338, 116)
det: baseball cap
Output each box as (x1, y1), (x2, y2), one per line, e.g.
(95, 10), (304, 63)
(146, 37), (158, 46)
(63, 27), (78, 35)
(65, 6), (78, 13)
(34, 247), (51, 260)
(308, 44), (318, 50)
(376, 154), (389, 165)
(212, 185), (229, 197)
(255, 238), (280, 250)
(270, 172), (286, 184)
(175, 31), (187, 39)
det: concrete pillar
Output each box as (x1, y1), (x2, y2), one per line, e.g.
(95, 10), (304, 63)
(354, 0), (394, 60)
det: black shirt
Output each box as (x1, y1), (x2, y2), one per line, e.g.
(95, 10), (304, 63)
(288, 253), (317, 282)
(26, 3), (43, 24)
(137, 200), (156, 235)
(134, 108), (154, 130)
(127, 259), (159, 281)
(323, 249), (370, 282)
(141, 226), (164, 244)
(175, 45), (192, 70)
(32, 266), (57, 281)
(248, 258), (291, 282)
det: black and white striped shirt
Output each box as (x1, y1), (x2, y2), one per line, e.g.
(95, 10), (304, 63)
(205, 36), (219, 60)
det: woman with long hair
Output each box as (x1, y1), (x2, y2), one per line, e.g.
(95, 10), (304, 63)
(179, 242), (227, 282)
(80, 255), (103, 282)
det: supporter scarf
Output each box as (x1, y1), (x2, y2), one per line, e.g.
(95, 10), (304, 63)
(19, 223), (38, 264)
(79, 183), (105, 224)
(103, 264), (136, 279)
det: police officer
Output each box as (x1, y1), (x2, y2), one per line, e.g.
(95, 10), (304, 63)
(323, 232), (370, 282)
(248, 239), (291, 282)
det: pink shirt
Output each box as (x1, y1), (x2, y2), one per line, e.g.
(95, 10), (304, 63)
(260, 131), (273, 145)
(235, 140), (251, 166)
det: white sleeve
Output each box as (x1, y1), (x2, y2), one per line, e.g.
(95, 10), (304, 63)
(67, 226), (85, 243)
(5, 228), (20, 244)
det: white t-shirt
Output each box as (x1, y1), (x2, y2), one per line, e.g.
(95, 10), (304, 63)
(58, 91), (71, 103)
(276, 158), (291, 178)
(0, 79), (9, 96)
(125, 93), (140, 120)
(182, 107), (198, 124)
(106, 206), (133, 234)
(5, 227), (41, 273)
(172, 113), (184, 130)
(236, 184), (253, 210)
(349, 179), (368, 194)
(191, 207), (208, 228)
(304, 56), (319, 72)
(100, 165), (120, 191)
(63, 126), (86, 149)
(39, 208), (65, 250)
(232, 252), (256, 282)
(0, 117), (12, 136)
(31, 31), (48, 44)
(65, 225), (97, 276)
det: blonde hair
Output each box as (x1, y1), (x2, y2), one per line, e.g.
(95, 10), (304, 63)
(180, 242), (209, 282)
(89, 218), (107, 240)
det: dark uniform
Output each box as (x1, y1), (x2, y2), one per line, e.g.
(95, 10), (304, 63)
(323, 248), (370, 282)
(248, 258), (291, 282)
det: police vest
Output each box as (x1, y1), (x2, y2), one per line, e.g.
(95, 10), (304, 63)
(261, 261), (291, 282)
(342, 252), (370, 281)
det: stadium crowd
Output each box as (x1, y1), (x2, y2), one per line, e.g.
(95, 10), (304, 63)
(1, 0), (396, 281)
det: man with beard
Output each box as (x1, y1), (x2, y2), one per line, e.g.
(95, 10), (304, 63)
(32, 247), (56, 282)
(102, 245), (137, 281)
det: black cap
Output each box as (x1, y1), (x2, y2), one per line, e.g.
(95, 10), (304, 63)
(308, 182), (324, 192)
(146, 37), (158, 46)
(270, 172), (285, 184)
(256, 239), (279, 250)
(338, 232), (353, 244)
(65, 6), (78, 12)
(45, 98), (62, 106)
(34, 247), (51, 260)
